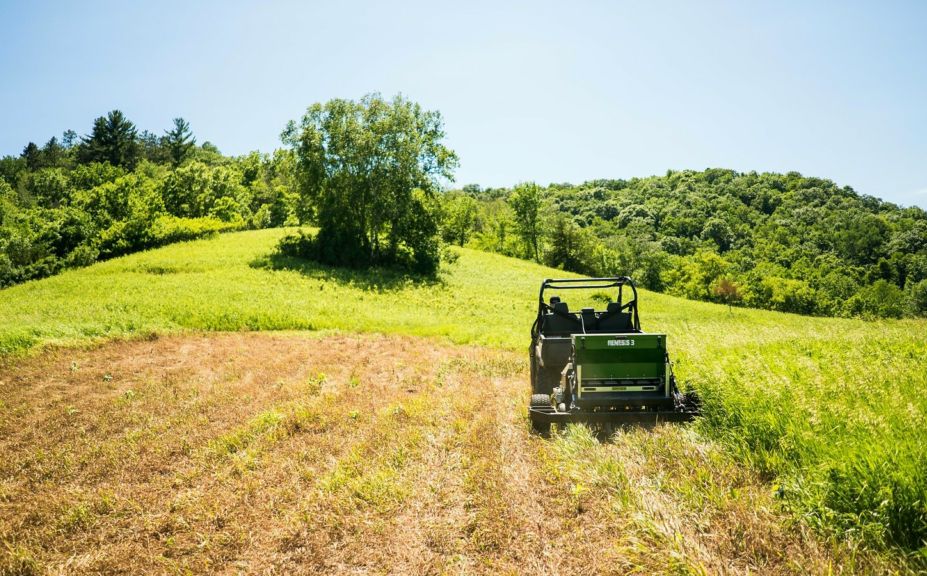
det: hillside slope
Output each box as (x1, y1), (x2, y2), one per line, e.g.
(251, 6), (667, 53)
(461, 171), (927, 318)
(1, 229), (925, 566)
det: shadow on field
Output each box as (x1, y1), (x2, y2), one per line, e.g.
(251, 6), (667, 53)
(250, 253), (446, 292)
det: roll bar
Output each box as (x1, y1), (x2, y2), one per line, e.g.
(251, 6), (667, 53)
(532, 276), (641, 339)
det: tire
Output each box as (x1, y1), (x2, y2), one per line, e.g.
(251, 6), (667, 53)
(530, 394), (552, 435)
(530, 393), (551, 408)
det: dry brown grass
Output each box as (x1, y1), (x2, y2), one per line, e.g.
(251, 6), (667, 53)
(0, 333), (907, 575)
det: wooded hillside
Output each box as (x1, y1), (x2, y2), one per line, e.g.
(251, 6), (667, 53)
(449, 171), (927, 318)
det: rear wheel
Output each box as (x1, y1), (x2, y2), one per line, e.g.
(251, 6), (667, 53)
(529, 394), (552, 435)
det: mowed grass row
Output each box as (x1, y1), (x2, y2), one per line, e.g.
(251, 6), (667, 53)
(1, 228), (925, 554)
(0, 333), (906, 574)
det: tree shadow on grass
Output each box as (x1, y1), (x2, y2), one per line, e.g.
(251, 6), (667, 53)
(250, 252), (446, 293)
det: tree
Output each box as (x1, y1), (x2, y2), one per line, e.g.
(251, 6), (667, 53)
(61, 130), (78, 148)
(471, 199), (517, 256)
(907, 279), (927, 317)
(21, 142), (41, 171)
(41, 137), (66, 168)
(79, 110), (140, 169)
(161, 161), (250, 222)
(28, 168), (70, 208)
(441, 194), (478, 246)
(281, 94), (458, 273)
(138, 130), (168, 164)
(509, 182), (542, 261)
(544, 213), (591, 273)
(595, 233), (669, 289)
(164, 117), (196, 167)
(712, 276), (743, 310)
(846, 279), (905, 318)
(71, 173), (164, 257)
(834, 212), (888, 265)
(759, 276), (817, 315)
(701, 217), (733, 252)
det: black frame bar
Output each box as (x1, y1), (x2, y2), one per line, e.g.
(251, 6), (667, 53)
(534, 276), (641, 336)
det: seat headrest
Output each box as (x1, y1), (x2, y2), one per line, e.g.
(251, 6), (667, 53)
(553, 301), (569, 314)
(606, 302), (620, 313)
(550, 296), (561, 305)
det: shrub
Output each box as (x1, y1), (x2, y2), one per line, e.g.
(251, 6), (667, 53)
(149, 215), (241, 246)
(161, 161), (252, 222)
(845, 279), (905, 319)
(907, 279), (927, 317)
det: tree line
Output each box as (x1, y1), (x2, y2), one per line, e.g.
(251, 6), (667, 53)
(438, 172), (927, 318)
(0, 110), (302, 286)
(4, 96), (926, 319)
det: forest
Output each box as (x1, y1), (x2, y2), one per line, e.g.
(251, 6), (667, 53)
(3, 103), (927, 319)
(444, 174), (927, 318)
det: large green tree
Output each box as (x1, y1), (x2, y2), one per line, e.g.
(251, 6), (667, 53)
(282, 94), (458, 273)
(79, 110), (140, 169)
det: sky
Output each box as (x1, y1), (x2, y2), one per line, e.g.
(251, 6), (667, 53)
(1, 0), (926, 207)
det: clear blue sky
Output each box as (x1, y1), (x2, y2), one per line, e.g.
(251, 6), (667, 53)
(2, 1), (926, 207)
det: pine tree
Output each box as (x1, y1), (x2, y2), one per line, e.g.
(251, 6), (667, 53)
(164, 117), (196, 167)
(41, 136), (65, 168)
(79, 110), (140, 168)
(61, 130), (78, 148)
(21, 142), (41, 170)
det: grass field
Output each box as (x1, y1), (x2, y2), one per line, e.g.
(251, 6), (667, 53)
(1, 228), (926, 572)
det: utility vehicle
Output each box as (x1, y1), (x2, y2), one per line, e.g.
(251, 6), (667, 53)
(528, 276), (699, 434)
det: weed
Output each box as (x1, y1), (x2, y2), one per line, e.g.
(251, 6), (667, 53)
(1, 544), (39, 576)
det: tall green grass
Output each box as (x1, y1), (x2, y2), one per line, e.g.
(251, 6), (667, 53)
(1, 228), (925, 553)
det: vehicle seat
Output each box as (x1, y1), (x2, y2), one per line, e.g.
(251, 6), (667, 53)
(598, 302), (633, 332)
(542, 301), (579, 335)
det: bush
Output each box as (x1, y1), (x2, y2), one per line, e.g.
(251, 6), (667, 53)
(275, 229), (317, 260)
(765, 277), (817, 315)
(664, 250), (731, 301)
(161, 161), (252, 222)
(149, 215), (242, 246)
(278, 222), (441, 276)
(845, 279), (905, 319)
(907, 279), (927, 317)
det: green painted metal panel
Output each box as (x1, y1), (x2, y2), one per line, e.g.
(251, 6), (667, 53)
(574, 333), (665, 350)
(573, 333), (666, 381)
(580, 362), (662, 379)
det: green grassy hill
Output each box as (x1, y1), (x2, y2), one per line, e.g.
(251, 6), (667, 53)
(2, 228), (925, 557)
